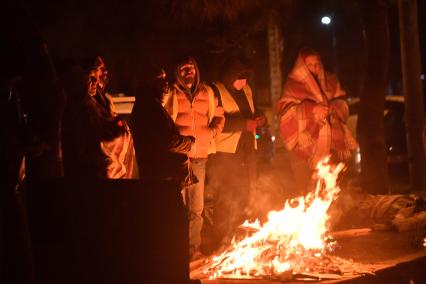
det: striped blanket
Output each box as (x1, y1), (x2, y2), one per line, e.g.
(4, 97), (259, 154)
(276, 53), (357, 167)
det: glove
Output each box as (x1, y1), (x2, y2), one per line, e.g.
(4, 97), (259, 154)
(246, 119), (257, 132)
(255, 115), (267, 127)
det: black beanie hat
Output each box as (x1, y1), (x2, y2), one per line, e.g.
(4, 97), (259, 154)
(222, 55), (253, 85)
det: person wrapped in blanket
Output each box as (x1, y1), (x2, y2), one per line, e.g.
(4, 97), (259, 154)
(276, 47), (357, 196)
(62, 57), (137, 179)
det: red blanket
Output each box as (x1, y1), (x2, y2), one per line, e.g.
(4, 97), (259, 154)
(276, 53), (357, 166)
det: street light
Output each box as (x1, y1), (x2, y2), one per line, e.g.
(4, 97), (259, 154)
(321, 16), (332, 25)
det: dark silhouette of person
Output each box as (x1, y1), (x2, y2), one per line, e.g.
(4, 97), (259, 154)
(61, 58), (136, 179)
(131, 64), (194, 186)
(1, 1), (64, 283)
(131, 61), (202, 284)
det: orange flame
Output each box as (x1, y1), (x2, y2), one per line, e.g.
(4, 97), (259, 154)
(206, 157), (345, 279)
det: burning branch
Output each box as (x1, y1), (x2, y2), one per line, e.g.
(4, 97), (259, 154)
(202, 157), (349, 279)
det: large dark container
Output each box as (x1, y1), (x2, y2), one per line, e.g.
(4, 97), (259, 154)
(27, 179), (189, 284)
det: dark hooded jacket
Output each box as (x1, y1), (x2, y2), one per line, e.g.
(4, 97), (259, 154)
(131, 71), (194, 186)
(212, 56), (258, 154)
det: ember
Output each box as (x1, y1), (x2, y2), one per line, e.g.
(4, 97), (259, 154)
(201, 157), (369, 280)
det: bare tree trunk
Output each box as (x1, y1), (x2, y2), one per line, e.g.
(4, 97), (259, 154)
(398, 0), (426, 190)
(267, 12), (283, 135)
(358, 0), (390, 194)
(334, 0), (367, 100)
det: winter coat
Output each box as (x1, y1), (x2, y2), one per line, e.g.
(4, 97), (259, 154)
(132, 91), (193, 186)
(162, 60), (224, 158)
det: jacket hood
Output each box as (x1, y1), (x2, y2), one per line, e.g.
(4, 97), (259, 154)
(288, 49), (325, 86)
(175, 56), (200, 96)
(221, 56), (253, 90)
(276, 49), (345, 115)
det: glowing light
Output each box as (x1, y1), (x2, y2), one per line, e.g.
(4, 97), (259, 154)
(355, 148), (361, 164)
(271, 136), (276, 142)
(205, 157), (345, 279)
(321, 16), (332, 25)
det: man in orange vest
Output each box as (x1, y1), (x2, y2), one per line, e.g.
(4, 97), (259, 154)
(163, 56), (225, 260)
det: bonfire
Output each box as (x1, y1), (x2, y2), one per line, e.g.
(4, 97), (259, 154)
(198, 157), (377, 281)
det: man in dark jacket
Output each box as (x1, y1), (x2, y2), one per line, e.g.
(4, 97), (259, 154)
(131, 65), (194, 187)
(131, 63), (196, 284)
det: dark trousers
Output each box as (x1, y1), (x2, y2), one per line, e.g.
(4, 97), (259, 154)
(207, 149), (256, 245)
(289, 152), (315, 197)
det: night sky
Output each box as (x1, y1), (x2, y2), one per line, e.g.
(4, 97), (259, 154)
(2, 0), (425, 103)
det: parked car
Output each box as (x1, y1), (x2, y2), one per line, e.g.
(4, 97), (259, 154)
(110, 94), (134, 122)
(346, 95), (409, 177)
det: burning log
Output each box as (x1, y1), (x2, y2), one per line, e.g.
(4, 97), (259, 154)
(292, 272), (342, 281)
(189, 257), (209, 272)
(195, 158), (386, 281)
(190, 257), (212, 279)
(239, 226), (373, 240)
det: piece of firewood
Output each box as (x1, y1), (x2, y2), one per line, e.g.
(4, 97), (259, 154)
(189, 257), (208, 271)
(189, 257), (214, 279)
(331, 228), (372, 239)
